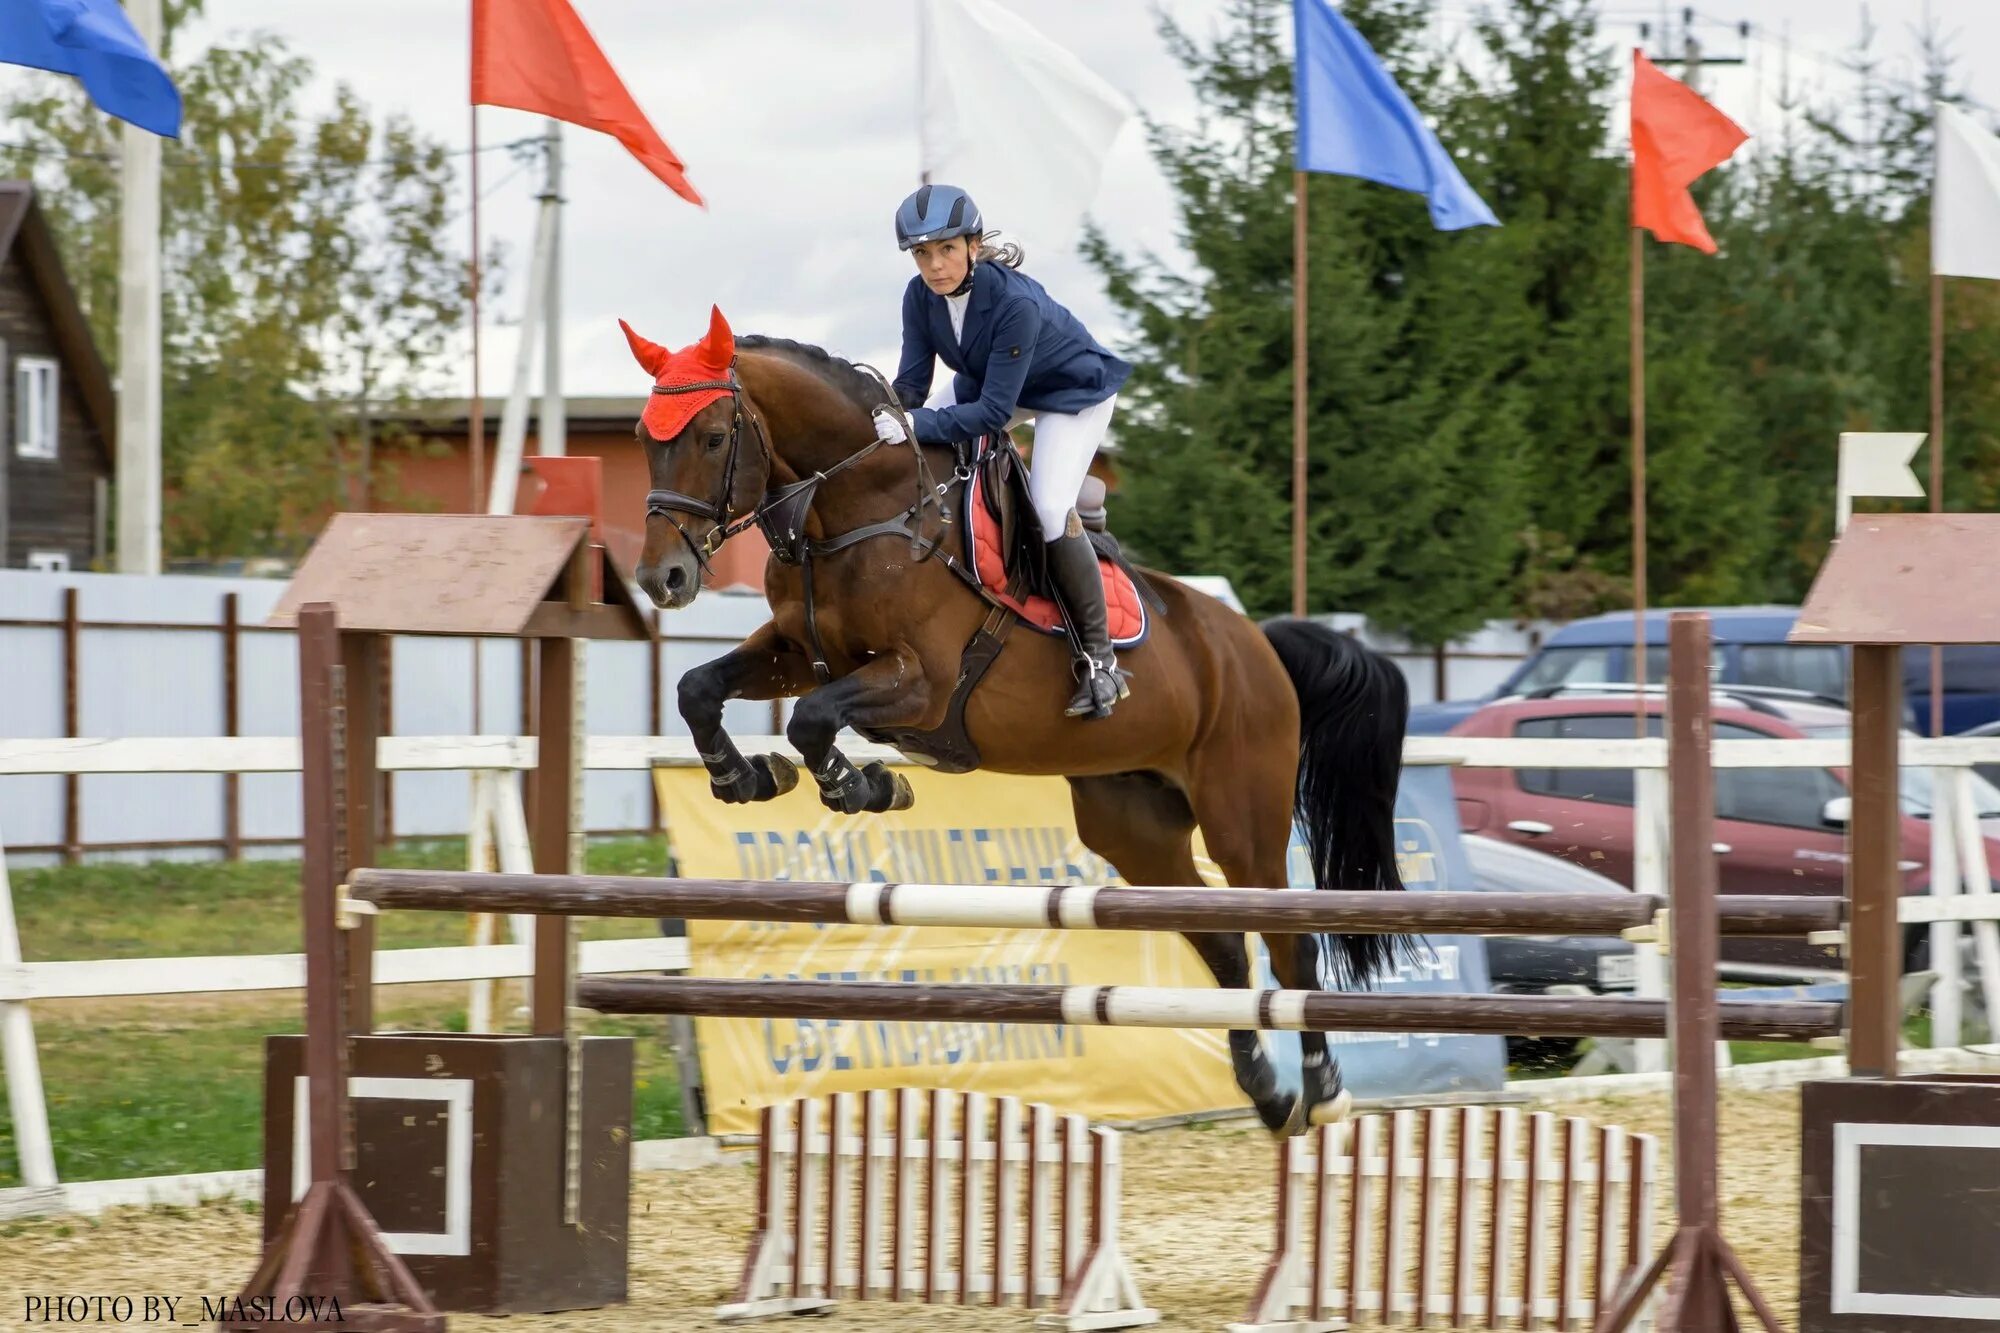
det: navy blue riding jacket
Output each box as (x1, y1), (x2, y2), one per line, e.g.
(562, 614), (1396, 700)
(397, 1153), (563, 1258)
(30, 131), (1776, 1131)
(892, 260), (1132, 445)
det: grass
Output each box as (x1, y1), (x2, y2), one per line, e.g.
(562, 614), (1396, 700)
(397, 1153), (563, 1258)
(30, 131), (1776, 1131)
(1, 838), (690, 1187)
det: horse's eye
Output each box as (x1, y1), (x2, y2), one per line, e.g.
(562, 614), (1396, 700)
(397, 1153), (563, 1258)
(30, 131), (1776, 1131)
(705, 431), (726, 451)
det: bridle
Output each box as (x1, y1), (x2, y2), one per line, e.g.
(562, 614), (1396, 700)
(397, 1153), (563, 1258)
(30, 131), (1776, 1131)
(644, 361), (947, 574)
(642, 367), (776, 575)
(646, 359), (998, 686)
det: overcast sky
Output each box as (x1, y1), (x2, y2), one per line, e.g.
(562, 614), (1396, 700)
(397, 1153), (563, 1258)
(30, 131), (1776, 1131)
(18, 1), (2000, 399)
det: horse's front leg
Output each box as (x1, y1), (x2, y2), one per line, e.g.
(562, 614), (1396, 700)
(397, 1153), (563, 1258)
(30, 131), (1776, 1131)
(787, 647), (933, 815)
(677, 623), (818, 804)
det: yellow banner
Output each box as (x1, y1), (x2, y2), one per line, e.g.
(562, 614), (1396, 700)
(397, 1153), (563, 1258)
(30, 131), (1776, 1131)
(654, 763), (1242, 1135)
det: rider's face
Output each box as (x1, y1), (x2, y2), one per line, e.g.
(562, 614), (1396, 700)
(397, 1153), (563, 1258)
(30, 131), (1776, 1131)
(911, 236), (972, 294)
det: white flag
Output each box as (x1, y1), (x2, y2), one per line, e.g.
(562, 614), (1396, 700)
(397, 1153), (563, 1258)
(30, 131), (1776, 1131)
(1836, 432), (1926, 534)
(917, 0), (1135, 253)
(1934, 102), (2000, 281)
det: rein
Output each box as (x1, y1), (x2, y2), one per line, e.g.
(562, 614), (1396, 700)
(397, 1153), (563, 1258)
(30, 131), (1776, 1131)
(644, 366), (947, 574)
(646, 364), (995, 683)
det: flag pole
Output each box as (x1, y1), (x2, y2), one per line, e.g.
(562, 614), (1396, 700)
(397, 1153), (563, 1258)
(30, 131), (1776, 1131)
(468, 42), (485, 736)
(1630, 222), (1648, 734)
(1292, 170), (1309, 619)
(1929, 271), (1944, 736)
(469, 106), (485, 516)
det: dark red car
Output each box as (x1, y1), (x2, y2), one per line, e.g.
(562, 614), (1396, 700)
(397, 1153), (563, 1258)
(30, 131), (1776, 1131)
(1446, 688), (2000, 968)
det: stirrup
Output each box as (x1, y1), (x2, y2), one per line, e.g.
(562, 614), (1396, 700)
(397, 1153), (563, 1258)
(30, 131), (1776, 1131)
(1065, 659), (1129, 719)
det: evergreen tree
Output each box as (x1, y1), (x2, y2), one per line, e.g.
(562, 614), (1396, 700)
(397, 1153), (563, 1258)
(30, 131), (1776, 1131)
(1086, 0), (1531, 644)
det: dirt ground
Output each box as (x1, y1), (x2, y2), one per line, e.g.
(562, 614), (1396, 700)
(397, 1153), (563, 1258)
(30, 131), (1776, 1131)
(0, 1086), (1800, 1332)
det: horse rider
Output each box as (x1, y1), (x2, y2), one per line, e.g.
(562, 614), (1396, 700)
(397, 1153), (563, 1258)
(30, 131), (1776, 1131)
(870, 183), (1136, 720)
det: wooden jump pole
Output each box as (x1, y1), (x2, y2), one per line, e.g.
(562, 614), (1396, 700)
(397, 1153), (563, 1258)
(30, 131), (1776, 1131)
(576, 976), (1841, 1043)
(349, 870), (1842, 939)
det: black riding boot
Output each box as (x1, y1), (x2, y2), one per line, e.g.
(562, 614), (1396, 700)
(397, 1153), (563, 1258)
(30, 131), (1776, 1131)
(1046, 527), (1130, 719)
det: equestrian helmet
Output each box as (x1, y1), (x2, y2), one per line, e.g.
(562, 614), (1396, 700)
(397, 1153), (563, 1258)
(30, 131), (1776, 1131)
(895, 183), (982, 250)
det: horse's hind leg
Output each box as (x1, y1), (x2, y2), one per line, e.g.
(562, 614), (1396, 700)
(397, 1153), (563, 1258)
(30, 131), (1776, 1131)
(1067, 772), (1297, 1134)
(1189, 756), (1352, 1134)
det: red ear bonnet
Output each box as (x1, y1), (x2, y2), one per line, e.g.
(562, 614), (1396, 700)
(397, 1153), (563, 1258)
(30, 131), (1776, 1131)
(628, 305), (739, 440)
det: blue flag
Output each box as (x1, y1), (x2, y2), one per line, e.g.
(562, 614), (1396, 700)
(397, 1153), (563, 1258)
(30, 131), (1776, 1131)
(1293, 0), (1495, 230)
(0, 0), (181, 138)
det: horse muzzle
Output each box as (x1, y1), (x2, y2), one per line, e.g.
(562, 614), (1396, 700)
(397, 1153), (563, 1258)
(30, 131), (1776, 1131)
(637, 552), (700, 610)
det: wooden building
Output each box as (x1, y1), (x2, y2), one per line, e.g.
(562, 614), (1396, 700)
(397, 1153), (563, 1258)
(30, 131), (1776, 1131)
(0, 182), (114, 572)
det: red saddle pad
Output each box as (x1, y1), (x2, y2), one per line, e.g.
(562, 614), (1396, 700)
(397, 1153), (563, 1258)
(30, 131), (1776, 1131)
(965, 472), (1147, 648)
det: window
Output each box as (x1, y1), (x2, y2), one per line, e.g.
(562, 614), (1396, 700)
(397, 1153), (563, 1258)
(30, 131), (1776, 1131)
(1508, 643), (1724, 696)
(1511, 647), (1617, 693)
(14, 356), (57, 458)
(1740, 645), (1846, 699)
(1711, 721), (1841, 829)
(1515, 714), (1663, 806)
(25, 550), (70, 572)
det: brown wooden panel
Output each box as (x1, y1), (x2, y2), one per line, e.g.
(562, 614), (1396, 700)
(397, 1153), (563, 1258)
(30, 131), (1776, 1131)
(1801, 1076), (2000, 1332)
(268, 513), (645, 639)
(1794, 513), (2000, 645)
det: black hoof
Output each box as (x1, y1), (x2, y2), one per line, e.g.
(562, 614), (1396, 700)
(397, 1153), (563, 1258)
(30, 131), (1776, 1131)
(1258, 1091), (1305, 1136)
(862, 762), (915, 812)
(711, 754), (800, 804)
(757, 754), (800, 797)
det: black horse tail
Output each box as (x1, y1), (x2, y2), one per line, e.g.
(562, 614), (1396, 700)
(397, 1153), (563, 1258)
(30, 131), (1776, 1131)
(1261, 616), (1414, 991)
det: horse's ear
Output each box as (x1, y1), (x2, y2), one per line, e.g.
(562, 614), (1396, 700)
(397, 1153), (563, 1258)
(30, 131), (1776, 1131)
(619, 319), (671, 378)
(697, 304), (735, 374)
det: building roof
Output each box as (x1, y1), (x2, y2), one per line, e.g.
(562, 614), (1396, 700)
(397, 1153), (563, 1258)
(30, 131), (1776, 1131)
(1793, 513), (2000, 645)
(391, 396), (649, 434)
(0, 182), (115, 468)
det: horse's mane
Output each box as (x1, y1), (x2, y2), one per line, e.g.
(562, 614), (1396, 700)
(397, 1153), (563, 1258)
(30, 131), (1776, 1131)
(738, 335), (889, 417)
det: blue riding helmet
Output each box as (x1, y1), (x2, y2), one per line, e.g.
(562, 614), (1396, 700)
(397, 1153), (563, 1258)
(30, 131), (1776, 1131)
(895, 184), (982, 250)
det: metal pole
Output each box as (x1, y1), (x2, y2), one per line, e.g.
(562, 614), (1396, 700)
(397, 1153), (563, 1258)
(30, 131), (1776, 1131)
(1930, 274), (1944, 738)
(115, 0), (163, 575)
(469, 104), (485, 513)
(1292, 171), (1309, 619)
(1630, 224), (1648, 732)
(487, 171), (556, 515)
(540, 121), (566, 458)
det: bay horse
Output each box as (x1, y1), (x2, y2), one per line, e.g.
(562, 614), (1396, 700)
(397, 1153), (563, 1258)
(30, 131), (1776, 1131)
(623, 307), (1412, 1134)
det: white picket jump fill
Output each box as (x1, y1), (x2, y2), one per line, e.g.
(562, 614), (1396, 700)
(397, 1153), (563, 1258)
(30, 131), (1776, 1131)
(718, 1087), (1158, 1330)
(1230, 1106), (1657, 1333)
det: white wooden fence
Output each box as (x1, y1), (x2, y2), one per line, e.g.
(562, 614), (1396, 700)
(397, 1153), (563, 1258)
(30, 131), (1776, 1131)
(6, 728), (2000, 1209)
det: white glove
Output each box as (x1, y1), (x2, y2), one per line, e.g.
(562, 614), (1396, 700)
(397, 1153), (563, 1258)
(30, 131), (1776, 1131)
(872, 408), (908, 444)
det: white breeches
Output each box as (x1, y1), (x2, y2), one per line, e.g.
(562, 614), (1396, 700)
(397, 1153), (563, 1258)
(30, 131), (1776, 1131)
(924, 383), (1118, 542)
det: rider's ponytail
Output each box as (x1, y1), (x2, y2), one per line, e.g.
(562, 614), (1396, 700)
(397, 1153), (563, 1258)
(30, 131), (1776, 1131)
(974, 232), (1026, 269)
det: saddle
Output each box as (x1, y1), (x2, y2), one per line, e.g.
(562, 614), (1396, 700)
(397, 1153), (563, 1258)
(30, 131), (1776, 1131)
(965, 441), (1152, 648)
(856, 435), (1158, 774)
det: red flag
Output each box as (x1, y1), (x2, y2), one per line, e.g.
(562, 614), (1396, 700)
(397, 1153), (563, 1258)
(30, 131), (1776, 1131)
(1629, 50), (1745, 253)
(471, 0), (702, 207)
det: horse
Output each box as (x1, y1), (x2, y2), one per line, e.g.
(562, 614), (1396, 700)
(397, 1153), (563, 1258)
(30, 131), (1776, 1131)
(622, 306), (1413, 1134)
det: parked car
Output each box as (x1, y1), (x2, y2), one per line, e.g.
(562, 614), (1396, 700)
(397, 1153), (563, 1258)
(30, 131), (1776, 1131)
(1459, 834), (1636, 1064)
(1409, 606), (2000, 737)
(1459, 834), (1637, 994)
(1445, 689), (2000, 969)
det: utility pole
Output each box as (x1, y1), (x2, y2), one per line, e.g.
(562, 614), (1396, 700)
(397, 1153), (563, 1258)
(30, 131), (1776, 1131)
(539, 121), (565, 459)
(1640, 7), (1751, 95)
(115, 0), (163, 574)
